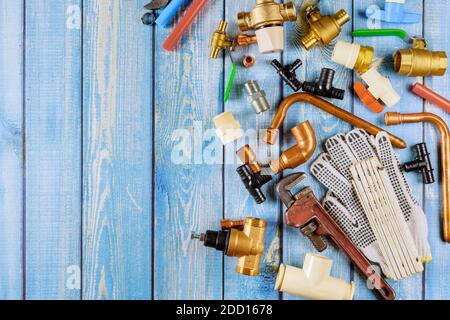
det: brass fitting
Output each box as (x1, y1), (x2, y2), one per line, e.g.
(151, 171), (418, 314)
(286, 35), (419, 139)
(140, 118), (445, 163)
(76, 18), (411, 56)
(394, 38), (447, 77)
(236, 144), (262, 174)
(237, 0), (297, 32)
(210, 20), (233, 59)
(301, 6), (350, 50)
(236, 34), (258, 47)
(269, 121), (317, 174)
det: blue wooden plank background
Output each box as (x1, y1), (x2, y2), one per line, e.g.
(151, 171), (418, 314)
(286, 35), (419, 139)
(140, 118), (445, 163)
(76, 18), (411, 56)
(0, 0), (449, 300)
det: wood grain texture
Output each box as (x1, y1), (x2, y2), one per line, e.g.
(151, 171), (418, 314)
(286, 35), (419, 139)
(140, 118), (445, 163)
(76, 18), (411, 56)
(82, 0), (152, 300)
(423, 0), (450, 300)
(352, 0), (425, 300)
(281, 0), (354, 300)
(153, 0), (224, 300)
(0, 0), (23, 300)
(223, 0), (281, 300)
(24, 0), (82, 300)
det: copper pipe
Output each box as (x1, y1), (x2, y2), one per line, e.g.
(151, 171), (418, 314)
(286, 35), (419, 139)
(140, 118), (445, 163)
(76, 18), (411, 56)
(265, 93), (407, 149)
(385, 112), (450, 242)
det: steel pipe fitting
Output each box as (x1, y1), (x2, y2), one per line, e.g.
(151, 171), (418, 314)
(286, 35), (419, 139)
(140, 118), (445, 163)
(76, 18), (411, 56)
(301, 6), (350, 50)
(385, 112), (450, 242)
(394, 39), (447, 77)
(210, 20), (233, 59)
(244, 80), (270, 114)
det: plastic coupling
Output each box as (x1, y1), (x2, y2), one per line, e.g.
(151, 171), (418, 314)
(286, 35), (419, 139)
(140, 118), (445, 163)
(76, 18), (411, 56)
(403, 143), (435, 184)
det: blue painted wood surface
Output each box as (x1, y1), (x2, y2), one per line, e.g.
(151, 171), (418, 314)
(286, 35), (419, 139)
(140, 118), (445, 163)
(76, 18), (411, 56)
(0, 0), (449, 300)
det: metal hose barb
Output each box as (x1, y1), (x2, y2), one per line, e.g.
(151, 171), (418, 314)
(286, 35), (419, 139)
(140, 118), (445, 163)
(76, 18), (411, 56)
(385, 112), (450, 242)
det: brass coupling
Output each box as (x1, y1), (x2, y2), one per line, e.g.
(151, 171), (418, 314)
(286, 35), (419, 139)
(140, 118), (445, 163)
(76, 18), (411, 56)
(210, 20), (233, 59)
(237, 0), (297, 31)
(301, 6), (350, 50)
(394, 38), (447, 76)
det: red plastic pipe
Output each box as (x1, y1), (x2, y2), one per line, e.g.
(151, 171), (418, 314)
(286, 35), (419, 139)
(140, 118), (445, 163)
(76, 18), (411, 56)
(162, 0), (209, 51)
(411, 82), (450, 114)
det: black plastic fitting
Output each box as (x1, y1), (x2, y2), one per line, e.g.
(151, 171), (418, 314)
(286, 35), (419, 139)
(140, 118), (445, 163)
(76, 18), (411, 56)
(403, 143), (435, 184)
(236, 165), (272, 204)
(302, 68), (345, 100)
(271, 59), (303, 92)
(201, 230), (230, 252)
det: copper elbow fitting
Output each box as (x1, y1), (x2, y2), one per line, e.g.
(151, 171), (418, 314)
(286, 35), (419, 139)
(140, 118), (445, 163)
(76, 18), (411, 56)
(210, 20), (233, 59)
(269, 121), (317, 174)
(264, 92), (407, 149)
(394, 39), (447, 77)
(385, 112), (450, 242)
(237, 0), (297, 31)
(301, 6), (350, 50)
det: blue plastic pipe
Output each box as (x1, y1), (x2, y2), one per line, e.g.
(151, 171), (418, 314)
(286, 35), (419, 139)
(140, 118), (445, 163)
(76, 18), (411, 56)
(366, 1), (421, 24)
(155, 0), (185, 28)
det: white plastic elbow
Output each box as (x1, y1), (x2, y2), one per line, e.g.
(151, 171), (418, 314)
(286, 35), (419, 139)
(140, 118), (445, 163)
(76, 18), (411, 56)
(275, 253), (355, 300)
(360, 67), (401, 107)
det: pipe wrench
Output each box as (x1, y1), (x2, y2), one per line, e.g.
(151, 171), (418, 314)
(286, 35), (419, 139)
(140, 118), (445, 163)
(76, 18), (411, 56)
(276, 173), (396, 300)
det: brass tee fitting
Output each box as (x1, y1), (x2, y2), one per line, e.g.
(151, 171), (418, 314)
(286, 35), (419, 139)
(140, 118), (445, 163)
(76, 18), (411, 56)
(210, 20), (233, 59)
(269, 121), (317, 174)
(394, 38), (447, 77)
(237, 0), (297, 32)
(301, 6), (350, 50)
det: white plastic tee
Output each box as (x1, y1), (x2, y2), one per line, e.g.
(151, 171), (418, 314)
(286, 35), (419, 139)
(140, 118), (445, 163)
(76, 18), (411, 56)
(360, 67), (400, 107)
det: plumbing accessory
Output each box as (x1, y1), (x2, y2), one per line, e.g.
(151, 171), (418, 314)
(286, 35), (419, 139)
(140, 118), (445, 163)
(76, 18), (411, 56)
(271, 59), (303, 92)
(385, 112), (450, 242)
(243, 56), (256, 68)
(162, 0), (208, 51)
(275, 173), (395, 300)
(263, 92), (406, 149)
(237, 0), (297, 53)
(352, 29), (409, 41)
(411, 83), (450, 114)
(213, 112), (243, 144)
(236, 145), (272, 204)
(141, 12), (157, 25)
(393, 38), (447, 77)
(236, 34), (258, 47)
(360, 67), (400, 107)
(155, 0), (185, 28)
(353, 82), (384, 114)
(302, 68), (345, 100)
(191, 217), (267, 276)
(224, 61), (237, 103)
(403, 143), (435, 185)
(301, 6), (350, 51)
(244, 80), (270, 114)
(210, 20), (233, 59)
(350, 157), (424, 279)
(365, 0), (421, 24)
(275, 253), (355, 300)
(269, 121), (317, 174)
(310, 129), (431, 268)
(332, 40), (374, 74)
(145, 0), (170, 11)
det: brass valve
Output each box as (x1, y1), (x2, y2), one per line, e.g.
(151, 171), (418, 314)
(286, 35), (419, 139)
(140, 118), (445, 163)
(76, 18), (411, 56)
(192, 217), (268, 276)
(301, 6), (350, 50)
(394, 38), (447, 77)
(210, 20), (233, 59)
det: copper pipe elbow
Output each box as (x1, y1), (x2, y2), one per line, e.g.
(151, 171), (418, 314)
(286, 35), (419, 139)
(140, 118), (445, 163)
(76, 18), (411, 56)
(385, 112), (450, 242)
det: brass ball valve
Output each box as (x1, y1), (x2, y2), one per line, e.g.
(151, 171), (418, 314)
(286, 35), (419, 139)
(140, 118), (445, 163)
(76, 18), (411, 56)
(237, 0), (297, 53)
(301, 6), (350, 50)
(210, 20), (233, 59)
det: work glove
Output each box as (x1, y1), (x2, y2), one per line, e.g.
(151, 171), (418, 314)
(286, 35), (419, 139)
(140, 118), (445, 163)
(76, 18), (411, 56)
(310, 129), (431, 277)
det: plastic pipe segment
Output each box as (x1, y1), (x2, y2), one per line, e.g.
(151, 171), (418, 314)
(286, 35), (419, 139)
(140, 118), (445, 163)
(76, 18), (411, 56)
(162, 0), (209, 51)
(275, 253), (355, 300)
(264, 93), (407, 149)
(365, 0), (421, 24)
(411, 83), (450, 114)
(155, 0), (185, 27)
(332, 40), (374, 74)
(385, 112), (450, 242)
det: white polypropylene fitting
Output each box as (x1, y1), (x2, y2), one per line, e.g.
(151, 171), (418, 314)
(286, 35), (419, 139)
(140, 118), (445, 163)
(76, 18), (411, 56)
(213, 112), (243, 145)
(255, 26), (284, 54)
(274, 253), (355, 300)
(332, 40), (361, 70)
(360, 67), (400, 107)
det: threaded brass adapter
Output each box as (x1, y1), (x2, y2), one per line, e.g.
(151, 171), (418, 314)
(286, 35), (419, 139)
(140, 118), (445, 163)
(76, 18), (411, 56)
(301, 6), (350, 50)
(210, 20), (233, 59)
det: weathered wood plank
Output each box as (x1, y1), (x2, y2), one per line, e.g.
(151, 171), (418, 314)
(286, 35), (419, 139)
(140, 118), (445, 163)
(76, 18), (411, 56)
(352, 0), (424, 300)
(153, 0), (224, 300)
(0, 0), (23, 300)
(223, 0), (281, 300)
(82, 0), (152, 299)
(25, 0), (82, 300)
(423, 0), (450, 300)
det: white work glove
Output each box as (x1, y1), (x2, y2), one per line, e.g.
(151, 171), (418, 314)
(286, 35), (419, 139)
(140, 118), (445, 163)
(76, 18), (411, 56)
(310, 129), (431, 277)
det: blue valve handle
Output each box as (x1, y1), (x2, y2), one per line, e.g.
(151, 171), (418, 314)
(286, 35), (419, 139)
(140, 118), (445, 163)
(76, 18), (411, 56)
(366, 1), (421, 24)
(155, 0), (186, 28)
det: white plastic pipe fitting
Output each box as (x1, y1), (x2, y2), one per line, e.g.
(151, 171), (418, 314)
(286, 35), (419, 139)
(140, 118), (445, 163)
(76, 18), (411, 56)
(360, 67), (401, 107)
(332, 40), (374, 74)
(213, 112), (244, 145)
(275, 253), (355, 300)
(255, 26), (285, 54)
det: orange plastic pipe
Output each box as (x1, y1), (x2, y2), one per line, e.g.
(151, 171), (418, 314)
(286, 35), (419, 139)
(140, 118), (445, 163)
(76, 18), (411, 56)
(162, 0), (209, 51)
